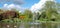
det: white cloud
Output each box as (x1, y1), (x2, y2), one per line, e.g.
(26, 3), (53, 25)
(2, 4), (26, 12)
(7, 4), (21, 9)
(2, 4), (22, 11)
(3, 4), (8, 7)
(30, 0), (55, 12)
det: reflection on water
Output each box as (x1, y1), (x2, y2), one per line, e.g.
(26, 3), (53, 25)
(0, 22), (60, 28)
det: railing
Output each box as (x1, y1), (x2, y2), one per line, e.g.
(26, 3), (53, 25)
(0, 21), (60, 28)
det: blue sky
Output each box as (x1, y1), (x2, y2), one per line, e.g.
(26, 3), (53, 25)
(22, 0), (60, 8)
(21, 0), (40, 8)
(0, 0), (60, 10)
(0, 0), (60, 8)
(56, 0), (60, 3)
(0, 0), (40, 8)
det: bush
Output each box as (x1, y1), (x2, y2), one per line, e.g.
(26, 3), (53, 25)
(1, 18), (21, 23)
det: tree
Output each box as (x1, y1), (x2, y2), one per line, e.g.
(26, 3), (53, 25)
(0, 9), (19, 21)
(23, 9), (33, 22)
(39, 1), (59, 21)
(24, 9), (33, 18)
(38, 1), (56, 28)
(39, 1), (60, 28)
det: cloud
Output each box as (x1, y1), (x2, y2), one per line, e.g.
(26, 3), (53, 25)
(30, 0), (55, 12)
(2, 4), (22, 11)
(2, 4), (26, 12)
(0, 0), (24, 5)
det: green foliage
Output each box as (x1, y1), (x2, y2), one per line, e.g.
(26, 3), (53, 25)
(1, 18), (21, 23)
(24, 9), (33, 18)
(38, 1), (60, 21)
(1, 19), (13, 23)
(22, 9), (33, 22)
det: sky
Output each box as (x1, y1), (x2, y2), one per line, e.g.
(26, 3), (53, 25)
(0, 0), (40, 8)
(0, 0), (60, 12)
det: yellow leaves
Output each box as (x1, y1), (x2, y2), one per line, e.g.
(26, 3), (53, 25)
(19, 16), (26, 19)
